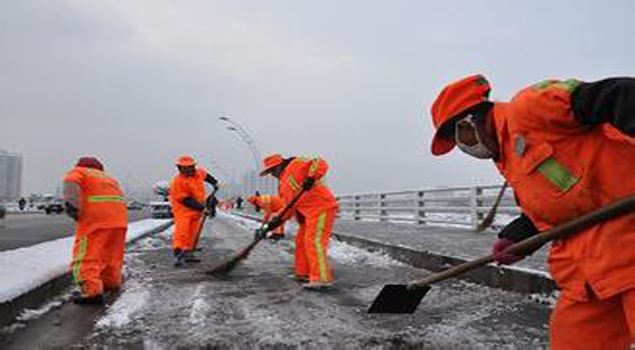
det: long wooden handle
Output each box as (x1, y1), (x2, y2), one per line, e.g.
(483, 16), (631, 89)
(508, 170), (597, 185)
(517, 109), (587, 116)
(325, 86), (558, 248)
(408, 194), (635, 290)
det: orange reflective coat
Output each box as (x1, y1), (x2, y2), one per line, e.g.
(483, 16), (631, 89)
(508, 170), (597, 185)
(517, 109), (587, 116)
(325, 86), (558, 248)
(493, 79), (635, 301)
(63, 167), (128, 234)
(248, 194), (284, 221)
(169, 168), (207, 218)
(278, 157), (338, 219)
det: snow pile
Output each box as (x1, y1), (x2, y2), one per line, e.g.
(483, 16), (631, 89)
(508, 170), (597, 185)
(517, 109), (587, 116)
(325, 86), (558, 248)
(329, 241), (402, 268)
(96, 282), (150, 328)
(0, 219), (171, 303)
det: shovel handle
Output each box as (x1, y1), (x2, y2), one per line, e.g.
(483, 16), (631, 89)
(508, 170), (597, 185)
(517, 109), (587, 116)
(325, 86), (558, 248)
(408, 194), (635, 290)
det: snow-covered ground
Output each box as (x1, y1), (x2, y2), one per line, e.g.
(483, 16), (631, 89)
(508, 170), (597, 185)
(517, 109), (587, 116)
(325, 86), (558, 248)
(0, 219), (171, 304)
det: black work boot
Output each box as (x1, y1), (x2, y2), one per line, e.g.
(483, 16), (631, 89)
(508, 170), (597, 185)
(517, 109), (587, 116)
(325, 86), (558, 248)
(184, 250), (201, 263)
(174, 250), (186, 267)
(72, 291), (105, 305)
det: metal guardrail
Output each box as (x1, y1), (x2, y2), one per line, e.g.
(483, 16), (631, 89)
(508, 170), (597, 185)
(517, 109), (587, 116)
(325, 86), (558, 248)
(336, 185), (521, 230)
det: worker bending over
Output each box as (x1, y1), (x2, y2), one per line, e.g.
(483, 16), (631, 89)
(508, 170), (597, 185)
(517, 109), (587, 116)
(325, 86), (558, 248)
(430, 75), (635, 349)
(248, 192), (285, 240)
(63, 157), (128, 305)
(259, 154), (339, 290)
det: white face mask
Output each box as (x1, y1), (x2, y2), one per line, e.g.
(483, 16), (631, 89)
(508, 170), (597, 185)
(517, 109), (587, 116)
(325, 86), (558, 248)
(455, 115), (496, 159)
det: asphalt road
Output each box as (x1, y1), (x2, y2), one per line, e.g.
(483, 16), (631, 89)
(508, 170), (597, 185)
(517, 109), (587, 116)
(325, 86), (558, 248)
(0, 209), (150, 252)
(1, 213), (552, 348)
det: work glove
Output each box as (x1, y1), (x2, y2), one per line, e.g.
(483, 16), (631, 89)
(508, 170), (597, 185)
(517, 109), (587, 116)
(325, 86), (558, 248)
(254, 228), (267, 241)
(492, 238), (524, 265)
(302, 177), (316, 191)
(182, 197), (205, 211)
(64, 202), (79, 221)
(266, 216), (283, 231)
(206, 195), (218, 218)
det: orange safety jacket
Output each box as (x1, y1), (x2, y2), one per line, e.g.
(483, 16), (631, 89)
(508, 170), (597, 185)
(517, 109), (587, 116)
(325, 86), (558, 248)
(278, 157), (339, 220)
(493, 79), (635, 301)
(63, 166), (128, 234)
(249, 194), (284, 220)
(169, 168), (207, 218)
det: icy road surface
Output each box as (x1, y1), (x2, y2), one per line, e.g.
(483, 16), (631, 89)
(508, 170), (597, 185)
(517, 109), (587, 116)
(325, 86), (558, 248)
(6, 214), (551, 348)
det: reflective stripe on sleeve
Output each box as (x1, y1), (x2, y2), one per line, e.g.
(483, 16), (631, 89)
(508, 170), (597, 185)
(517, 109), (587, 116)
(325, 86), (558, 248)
(87, 195), (125, 203)
(288, 176), (301, 192)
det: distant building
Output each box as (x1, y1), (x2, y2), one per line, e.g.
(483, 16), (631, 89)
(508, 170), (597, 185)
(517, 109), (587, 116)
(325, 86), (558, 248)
(0, 150), (23, 201)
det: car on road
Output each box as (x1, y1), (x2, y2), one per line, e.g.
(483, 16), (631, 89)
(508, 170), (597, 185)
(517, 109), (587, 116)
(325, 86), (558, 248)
(149, 201), (172, 219)
(127, 201), (144, 210)
(44, 201), (64, 215)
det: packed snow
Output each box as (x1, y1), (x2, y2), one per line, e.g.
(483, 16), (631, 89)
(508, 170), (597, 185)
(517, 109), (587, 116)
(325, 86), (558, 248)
(0, 219), (171, 303)
(96, 281), (150, 328)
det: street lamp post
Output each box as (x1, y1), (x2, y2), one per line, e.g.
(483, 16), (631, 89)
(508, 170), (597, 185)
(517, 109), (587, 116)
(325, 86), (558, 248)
(220, 116), (263, 196)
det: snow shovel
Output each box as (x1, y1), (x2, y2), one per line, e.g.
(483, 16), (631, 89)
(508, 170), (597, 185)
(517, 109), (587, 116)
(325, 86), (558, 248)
(475, 182), (508, 232)
(368, 194), (635, 314)
(206, 188), (307, 276)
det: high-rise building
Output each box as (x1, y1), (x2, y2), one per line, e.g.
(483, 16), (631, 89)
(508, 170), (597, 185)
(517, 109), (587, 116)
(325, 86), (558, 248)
(0, 150), (23, 201)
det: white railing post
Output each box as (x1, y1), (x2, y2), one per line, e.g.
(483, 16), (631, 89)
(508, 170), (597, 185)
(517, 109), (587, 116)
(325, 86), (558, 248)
(379, 194), (388, 222)
(470, 186), (483, 230)
(417, 191), (426, 225)
(354, 195), (361, 221)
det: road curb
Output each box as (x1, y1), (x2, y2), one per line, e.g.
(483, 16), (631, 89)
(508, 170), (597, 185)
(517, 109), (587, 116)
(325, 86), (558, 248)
(229, 211), (557, 296)
(0, 220), (173, 328)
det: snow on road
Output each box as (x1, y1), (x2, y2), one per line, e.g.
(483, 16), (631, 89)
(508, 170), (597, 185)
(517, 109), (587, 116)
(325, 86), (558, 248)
(1, 213), (551, 348)
(76, 214), (551, 348)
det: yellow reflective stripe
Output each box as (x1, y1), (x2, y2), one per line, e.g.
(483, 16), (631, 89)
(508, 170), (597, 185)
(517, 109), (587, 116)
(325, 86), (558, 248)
(308, 158), (319, 177)
(552, 79), (582, 92)
(314, 211), (328, 281)
(72, 236), (88, 284)
(288, 176), (301, 192)
(87, 195), (125, 203)
(531, 79), (581, 93)
(538, 158), (579, 192)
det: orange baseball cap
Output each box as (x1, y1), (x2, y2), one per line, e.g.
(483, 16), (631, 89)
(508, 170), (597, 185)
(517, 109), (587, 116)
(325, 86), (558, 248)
(430, 75), (491, 155)
(260, 154), (284, 176)
(175, 155), (196, 167)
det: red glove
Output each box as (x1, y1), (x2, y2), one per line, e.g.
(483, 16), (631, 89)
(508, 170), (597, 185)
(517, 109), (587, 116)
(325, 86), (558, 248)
(492, 239), (524, 265)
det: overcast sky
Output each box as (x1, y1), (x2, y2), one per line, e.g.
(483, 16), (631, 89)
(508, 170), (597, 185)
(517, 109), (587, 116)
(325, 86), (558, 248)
(2, 0), (634, 196)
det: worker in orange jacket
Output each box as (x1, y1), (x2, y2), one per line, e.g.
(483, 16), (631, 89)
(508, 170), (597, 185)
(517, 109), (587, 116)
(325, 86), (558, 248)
(63, 157), (128, 305)
(169, 155), (219, 267)
(259, 154), (339, 290)
(430, 75), (635, 349)
(247, 193), (285, 239)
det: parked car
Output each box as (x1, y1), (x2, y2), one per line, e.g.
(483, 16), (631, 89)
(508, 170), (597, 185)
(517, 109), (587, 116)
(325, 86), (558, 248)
(127, 201), (144, 210)
(45, 201), (64, 215)
(149, 201), (172, 219)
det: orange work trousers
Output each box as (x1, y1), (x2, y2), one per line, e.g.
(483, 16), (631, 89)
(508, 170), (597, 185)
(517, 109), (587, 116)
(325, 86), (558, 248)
(172, 214), (203, 251)
(71, 227), (127, 297)
(550, 288), (635, 349)
(294, 209), (336, 282)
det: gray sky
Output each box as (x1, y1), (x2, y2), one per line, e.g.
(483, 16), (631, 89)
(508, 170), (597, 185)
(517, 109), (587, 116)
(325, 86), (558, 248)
(2, 0), (634, 196)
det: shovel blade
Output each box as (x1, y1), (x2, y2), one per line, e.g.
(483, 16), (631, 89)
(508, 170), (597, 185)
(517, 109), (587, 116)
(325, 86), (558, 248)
(368, 284), (431, 314)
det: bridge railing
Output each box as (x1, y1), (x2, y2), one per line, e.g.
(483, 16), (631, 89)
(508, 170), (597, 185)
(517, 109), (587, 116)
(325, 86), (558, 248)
(336, 185), (521, 230)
